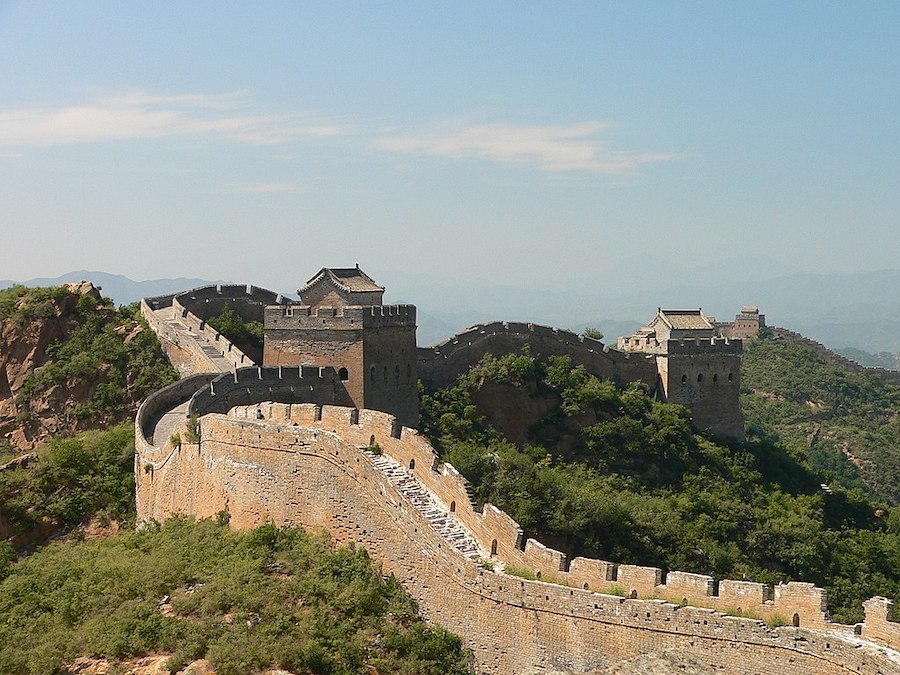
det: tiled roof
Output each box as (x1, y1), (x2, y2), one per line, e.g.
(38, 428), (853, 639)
(658, 309), (714, 330)
(300, 267), (384, 294)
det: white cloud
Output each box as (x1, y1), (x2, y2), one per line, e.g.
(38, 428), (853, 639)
(374, 120), (673, 173)
(0, 91), (348, 148)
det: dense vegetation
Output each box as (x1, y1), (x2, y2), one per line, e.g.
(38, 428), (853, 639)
(420, 350), (900, 623)
(0, 518), (473, 675)
(6, 285), (178, 424)
(0, 422), (136, 540)
(206, 306), (264, 353)
(742, 337), (900, 503)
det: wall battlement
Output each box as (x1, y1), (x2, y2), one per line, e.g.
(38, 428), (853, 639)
(186, 366), (342, 418)
(265, 303), (416, 328)
(135, 393), (900, 673)
(665, 337), (744, 355)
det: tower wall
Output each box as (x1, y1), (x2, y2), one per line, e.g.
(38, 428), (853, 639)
(659, 338), (744, 440)
(262, 304), (418, 425)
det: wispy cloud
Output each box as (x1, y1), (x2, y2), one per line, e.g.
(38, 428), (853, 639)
(0, 91), (348, 148)
(374, 120), (673, 173)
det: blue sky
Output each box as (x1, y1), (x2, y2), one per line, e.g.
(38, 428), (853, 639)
(1, 1), (898, 298)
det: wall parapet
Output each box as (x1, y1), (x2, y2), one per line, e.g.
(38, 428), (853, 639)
(227, 402), (857, 636)
(171, 296), (255, 369)
(264, 303), (416, 329)
(771, 327), (900, 385)
(187, 366), (340, 418)
(136, 399), (900, 672)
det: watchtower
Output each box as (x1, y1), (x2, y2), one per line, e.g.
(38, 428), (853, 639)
(263, 266), (419, 428)
(618, 309), (744, 439)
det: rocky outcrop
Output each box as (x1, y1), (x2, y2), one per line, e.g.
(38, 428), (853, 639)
(0, 281), (163, 452)
(0, 287), (87, 449)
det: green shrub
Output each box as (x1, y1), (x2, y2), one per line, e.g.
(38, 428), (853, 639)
(0, 519), (474, 674)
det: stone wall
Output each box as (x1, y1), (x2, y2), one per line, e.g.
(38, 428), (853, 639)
(771, 328), (900, 385)
(135, 394), (900, 674)
(418, 322), (659, 392)
(171, 297), (256, 370)
(140, 300), (225, 374)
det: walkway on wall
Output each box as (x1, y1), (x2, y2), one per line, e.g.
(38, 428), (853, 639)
(147, 400), (190, 449)
(369, 454), (483, 560)
(153, 306), (234, 374)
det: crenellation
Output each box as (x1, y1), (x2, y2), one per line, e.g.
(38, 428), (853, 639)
(139, 278), (900, 671)
(616, 564), (664, 597)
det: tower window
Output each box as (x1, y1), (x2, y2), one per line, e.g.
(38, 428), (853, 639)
(338, 367), (349, 381)
(681, 374), (687, 384)
(697, 373), (703, 383)
(370, 366), (375, 382)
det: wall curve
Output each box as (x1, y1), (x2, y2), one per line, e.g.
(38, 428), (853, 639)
(135, 402), (900, 674)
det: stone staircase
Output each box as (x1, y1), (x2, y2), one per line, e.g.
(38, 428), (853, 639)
(370, 453), (483, 560)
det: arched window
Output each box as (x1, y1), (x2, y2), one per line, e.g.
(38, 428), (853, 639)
(408, 458), (415, 470)
(713, 373), (718, 383)
(450, 500), (456, 512)
(793, 613), (800, 627)
(491, 539), (498, 556)
(728, 373), (733, 382)
(369, 435), (375, 445)
(338, 367), (348, 381)
(681, 374), (687, 384)
(697, 373), (703, 383)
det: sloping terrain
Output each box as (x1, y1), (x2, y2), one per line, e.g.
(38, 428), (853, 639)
(0, 282), (177, 453)
(742, 335), (900, 503)
(420, 350), (900, 623)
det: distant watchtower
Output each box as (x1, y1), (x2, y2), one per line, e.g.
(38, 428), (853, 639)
(263, 266), (419, 428)
(618, 309), (744, 440)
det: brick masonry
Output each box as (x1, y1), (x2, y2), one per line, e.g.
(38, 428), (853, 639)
(135, 393), (900, 674)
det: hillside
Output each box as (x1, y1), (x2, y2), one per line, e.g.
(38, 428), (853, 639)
(0, 283), (177, 453)
(420, 350), (900, 623)
(0, 517), (472, 675)
(742, 335), (900, 503)
(0, 286), (474, 675)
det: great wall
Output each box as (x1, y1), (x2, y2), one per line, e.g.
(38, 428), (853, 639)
(136, 274), (900, 673)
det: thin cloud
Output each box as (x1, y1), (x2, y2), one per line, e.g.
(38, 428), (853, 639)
(0, 91), (348, 148)
(374, 121), (673, 173)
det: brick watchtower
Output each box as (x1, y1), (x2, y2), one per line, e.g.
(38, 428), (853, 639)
(263, 267), (419, 428)
(618, 309), (744, 440)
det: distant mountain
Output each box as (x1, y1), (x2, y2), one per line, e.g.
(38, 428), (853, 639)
(382, 267), (900, 353)
(8, 268), (900, 353)
(0, 271), (226, 307)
